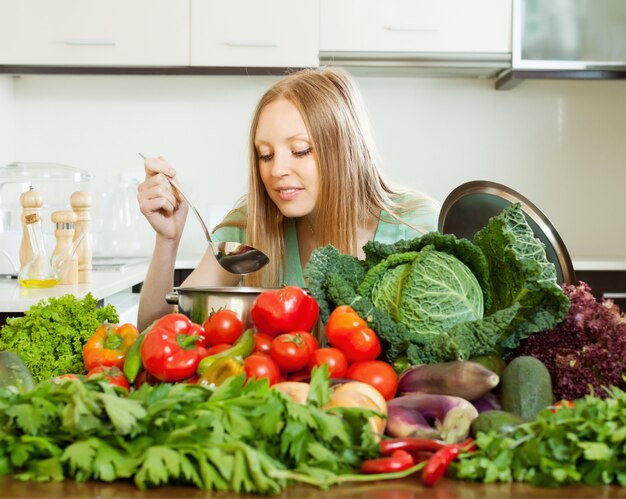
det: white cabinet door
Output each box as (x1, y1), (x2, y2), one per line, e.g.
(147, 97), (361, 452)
(191, 0), (319, 67)
(0, 0), (189, 66)
(320, 0), (511, 53)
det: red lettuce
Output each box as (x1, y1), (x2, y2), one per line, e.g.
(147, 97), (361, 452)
(510, 281), (626, 400)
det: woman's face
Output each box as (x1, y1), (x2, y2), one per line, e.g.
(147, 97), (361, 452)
(255, 98), (319, 219)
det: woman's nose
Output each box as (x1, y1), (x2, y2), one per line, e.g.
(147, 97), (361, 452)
(270, 152), (291, 177)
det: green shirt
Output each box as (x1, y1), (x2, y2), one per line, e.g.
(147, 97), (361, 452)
(212, 193), (440, 287)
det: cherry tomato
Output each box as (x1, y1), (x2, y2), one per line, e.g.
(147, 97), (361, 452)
(253, 333), (274, 355)
(204, 343), (232, 356)
(202, 309), (244, 346)
(87, 366), (130, 393)
(297, 331), (319, 353)
(308, 347), (348, 379)
(346, 360), (398, 400)
(269, 333), (312, 372)
(243, 353), (281, 385)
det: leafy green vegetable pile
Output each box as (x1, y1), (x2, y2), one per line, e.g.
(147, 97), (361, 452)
(0, 367), (402, 493)
(0, 294), (118, 382)
(305, 204), (570, 365)
(452, 385), (626, 486)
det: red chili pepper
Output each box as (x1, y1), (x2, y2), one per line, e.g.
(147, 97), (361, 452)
(550, 400), (575, 413)
(380, 438), (446, 455)
(421, 444), (460, 486)
(140, 313), (208, 382)
(83, 322), (140, 371)
(361, 450), (415, 474)
(250, 286), (319, 337)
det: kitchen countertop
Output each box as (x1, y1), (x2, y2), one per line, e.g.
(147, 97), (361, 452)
(0, 257), (208, 315)
(2, 475), (625, 498)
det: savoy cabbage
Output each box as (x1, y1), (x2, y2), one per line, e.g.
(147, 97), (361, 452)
(305, 203), (570, 365)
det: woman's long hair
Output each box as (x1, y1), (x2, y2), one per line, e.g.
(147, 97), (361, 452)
(225, 67), (432, 287)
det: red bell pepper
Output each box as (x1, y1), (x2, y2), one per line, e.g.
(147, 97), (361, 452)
(250, 286), (319, 337)
(83, 322), (140, 371)
(140, 313), (208, 382)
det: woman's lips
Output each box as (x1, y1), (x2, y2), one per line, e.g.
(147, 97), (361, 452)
(277, 188), (303, 201)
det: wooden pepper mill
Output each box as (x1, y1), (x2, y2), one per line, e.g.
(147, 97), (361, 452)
(51, 210), (78, 285)
(70, 191), (92, 284)
(19, 186), (44, 271)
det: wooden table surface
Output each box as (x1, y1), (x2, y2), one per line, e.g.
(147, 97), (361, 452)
(3, 476), (625, 499)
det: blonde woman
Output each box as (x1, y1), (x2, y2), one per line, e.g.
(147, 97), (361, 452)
(137, 67), (440, 330)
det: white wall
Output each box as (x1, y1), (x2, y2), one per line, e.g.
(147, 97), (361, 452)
(5, 73), (626, 263)
(0, 76), (15, 165)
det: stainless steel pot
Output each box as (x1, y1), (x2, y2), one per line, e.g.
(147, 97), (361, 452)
(165, 286), (268, 329)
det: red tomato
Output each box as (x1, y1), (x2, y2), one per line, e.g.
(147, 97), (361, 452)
(87, 366), (130, 393)
(308, 347), (348, 379)
(326, 306), (381, 363)
(253, 333), (274, 355)
(346, 360), (398, 400)
(202, 309), (244, 346)
(270, 333), (312, 372)
(297, 331), (319, 353)
(243, 353), (281, 385)
(204, 343), (232, 356)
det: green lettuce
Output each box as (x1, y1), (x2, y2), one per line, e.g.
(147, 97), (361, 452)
(305, 203), (570, 365)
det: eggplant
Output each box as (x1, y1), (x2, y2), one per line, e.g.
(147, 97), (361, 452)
(397, 361), (499, 401)
(388, 393), (479, 443)
(472, 392), (502, 413)
(385, 404), (440, 440)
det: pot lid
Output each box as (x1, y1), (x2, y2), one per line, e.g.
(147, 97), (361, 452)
(438, 180), (576, 285)
(0, 162), (93, 183)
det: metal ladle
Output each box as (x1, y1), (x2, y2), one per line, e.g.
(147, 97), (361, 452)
(139, 154), (269, 275)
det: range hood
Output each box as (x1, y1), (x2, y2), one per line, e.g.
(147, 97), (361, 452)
(319, 52), (511, 79)
(497, 0), (626, 89)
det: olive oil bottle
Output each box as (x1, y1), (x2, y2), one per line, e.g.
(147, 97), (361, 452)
(18, 213), (60, 288)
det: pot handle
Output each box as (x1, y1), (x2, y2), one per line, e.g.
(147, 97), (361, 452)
(165, 290), (179, 305)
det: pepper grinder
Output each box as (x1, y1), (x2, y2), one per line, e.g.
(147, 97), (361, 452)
(70, 191), (92, 284)
(19, 186), (43, 271)
(51, 210), (78, 285)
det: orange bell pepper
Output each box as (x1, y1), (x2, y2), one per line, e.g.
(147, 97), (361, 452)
(83, 323), (140, 371)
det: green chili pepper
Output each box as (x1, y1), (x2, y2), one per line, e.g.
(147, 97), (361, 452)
(122, 321), (155, 384)
(197, 329), (255, 375)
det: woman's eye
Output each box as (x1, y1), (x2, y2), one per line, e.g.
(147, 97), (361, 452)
(292, 147), (312, 158)
(258, 153), (273, 162)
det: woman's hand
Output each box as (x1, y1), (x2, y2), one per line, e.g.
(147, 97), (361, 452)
(137, 156), (189, 241)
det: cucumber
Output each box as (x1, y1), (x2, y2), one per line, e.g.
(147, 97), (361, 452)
(500, 356), (553, 421)
(469, 354), (507, 378)
(470, 410), (526, 437)
(0, 351), (36, 393)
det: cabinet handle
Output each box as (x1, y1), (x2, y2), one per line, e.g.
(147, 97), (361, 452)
(384, 25), (438, 33)
(602, 292), (626, 299)
(64, 39), (116, 46)
(224, 41), (278, 48)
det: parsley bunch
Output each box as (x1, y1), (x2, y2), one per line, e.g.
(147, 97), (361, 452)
(0, 294), (119, 382)
(452, 385), (626, 486)
(0, 368), (402, 493)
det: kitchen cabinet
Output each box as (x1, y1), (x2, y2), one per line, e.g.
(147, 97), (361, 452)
(190, 0), (319, 68)
(320, 0), (511, 53)
(575, 270), (626, 310)
(0, 0), (189, 66)
(319, 0), (512, 77)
